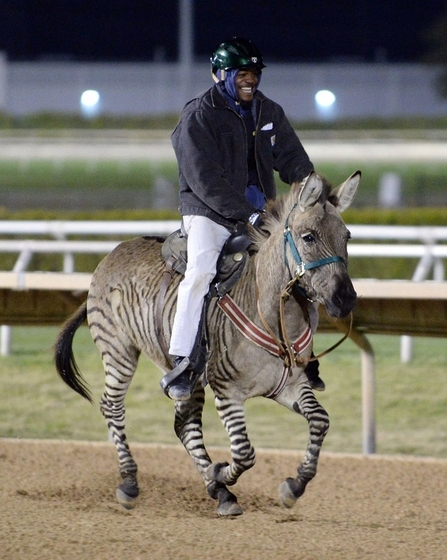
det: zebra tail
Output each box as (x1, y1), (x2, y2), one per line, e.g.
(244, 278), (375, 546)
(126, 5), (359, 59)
(54, 301), (93, 403)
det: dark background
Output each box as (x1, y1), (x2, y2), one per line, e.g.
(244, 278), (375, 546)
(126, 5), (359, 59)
(0, 0), (446, 63)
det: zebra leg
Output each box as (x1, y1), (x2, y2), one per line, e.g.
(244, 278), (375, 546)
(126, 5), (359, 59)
(205, 397), (256, 489)
(276, 381), (330, 508)
(174, 384), (243, 516)
(99, 347), (140, 510)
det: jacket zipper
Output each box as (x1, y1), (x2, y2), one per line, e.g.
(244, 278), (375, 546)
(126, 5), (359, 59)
(253, 102), (265, 194)
(228, 101), (265, 196)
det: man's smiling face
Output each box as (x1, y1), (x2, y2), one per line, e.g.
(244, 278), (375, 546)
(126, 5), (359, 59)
(235, 69), (259, 104)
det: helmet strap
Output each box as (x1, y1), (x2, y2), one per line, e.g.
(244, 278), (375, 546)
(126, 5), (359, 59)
(212, 69), (226, 84)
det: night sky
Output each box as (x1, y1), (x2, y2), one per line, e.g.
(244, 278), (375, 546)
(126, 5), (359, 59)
(0, 0), (446, 63)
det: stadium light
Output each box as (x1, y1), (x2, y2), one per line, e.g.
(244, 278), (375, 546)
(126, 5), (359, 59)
(80, 89), (100, 117)
(314, 89), (336, 120)
(315, 89), (336, 107)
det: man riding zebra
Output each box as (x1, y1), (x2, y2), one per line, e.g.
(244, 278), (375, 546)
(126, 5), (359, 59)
(164, 36), (324, 401)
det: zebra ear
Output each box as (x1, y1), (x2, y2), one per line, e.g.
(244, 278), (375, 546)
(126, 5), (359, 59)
(332, 171), (361, 212)
(297, 173), (324, 212)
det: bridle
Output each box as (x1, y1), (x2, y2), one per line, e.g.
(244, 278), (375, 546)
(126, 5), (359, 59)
(283, 202), (345, 285)
(256, 203), (353, 371)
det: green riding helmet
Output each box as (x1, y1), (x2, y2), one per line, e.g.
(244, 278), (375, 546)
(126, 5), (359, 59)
(211, 37), (266, 76)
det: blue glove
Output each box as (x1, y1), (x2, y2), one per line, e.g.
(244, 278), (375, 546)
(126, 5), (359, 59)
(245, 184), (266, 211)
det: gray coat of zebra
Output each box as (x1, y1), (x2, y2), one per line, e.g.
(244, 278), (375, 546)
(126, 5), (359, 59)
(55, 171), (360, 516)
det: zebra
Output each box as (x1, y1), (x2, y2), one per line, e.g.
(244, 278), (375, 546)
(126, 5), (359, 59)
(55, 171), (360, 516)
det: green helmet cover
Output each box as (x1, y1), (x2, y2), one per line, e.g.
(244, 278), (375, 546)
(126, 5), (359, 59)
(211, 37), (265, 74)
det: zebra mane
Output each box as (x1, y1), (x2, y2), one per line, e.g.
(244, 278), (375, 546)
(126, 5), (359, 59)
(249, 176), (334, 250)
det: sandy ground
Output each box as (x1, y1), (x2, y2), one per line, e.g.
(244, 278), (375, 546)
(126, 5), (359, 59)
(1, 439), (446, 560)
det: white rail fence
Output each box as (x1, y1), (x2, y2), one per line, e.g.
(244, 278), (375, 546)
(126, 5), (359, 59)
(0, 221), (446, 359)
(0, 221), (446, 455)
(0, 221), (179, 356)
(349, 225), (446, 364)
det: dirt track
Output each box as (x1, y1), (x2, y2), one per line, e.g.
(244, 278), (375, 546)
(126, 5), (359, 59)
(1, 439), (446, 560)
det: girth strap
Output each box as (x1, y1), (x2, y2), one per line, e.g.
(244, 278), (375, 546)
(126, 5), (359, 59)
(264, 365), (291, 399)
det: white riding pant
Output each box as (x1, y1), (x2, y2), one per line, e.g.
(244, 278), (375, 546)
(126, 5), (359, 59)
(169, 215), (232, 358)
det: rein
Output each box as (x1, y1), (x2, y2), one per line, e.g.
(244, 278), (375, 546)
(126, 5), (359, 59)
(280, 201), (352, 363)
(248, 203), (353, 396)
(254, 271), (353, 370)
(219, 265), (352, 400)
(278, 276), (353, 364)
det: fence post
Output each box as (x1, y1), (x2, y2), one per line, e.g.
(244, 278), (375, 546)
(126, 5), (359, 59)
(0, 51), (6, 112)
(400, 251), (436, 363)
(335, 320), (376, 454)
(0, 325), (11, 356)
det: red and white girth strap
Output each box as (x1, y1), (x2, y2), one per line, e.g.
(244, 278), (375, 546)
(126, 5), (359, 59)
(217, 293), (312, 399)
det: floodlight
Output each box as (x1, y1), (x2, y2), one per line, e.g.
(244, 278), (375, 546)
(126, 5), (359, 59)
(80, 90), (100, 108)
(315, 90), (336, 107)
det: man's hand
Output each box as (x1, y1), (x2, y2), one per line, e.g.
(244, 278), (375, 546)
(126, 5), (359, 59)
(291, 173), (312, 191)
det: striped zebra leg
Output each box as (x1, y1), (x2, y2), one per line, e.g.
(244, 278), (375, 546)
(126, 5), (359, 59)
(174, 384), (243, 516)
(276, 381), (330, 508)
(98, 346), (141, 510)
(205, 397), (256, 488)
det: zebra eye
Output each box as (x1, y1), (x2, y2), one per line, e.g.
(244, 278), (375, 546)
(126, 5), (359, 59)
(301, 233), (315, 244)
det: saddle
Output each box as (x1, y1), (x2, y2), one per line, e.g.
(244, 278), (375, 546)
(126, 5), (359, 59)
(161, 226), (252, 295)
(156, 227), (252, 376)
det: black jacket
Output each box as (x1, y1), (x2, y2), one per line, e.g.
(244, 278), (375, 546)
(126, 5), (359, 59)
(171, 84), (314, 230)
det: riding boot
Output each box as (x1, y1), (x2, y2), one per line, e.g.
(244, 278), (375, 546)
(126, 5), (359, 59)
(160, 356), (201, 401)
(304, 353), (325, 391)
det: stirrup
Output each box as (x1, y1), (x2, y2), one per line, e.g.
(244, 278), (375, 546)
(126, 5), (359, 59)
(159, 357), (191, 395)
(165, 369), (202, 401)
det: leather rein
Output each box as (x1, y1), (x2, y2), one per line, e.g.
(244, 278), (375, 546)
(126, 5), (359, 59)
(254, 202), (353, 370)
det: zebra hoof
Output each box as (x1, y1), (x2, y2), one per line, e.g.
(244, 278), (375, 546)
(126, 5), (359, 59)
(278, 478), (298, 509)
(217, 500), (244, 517)
(207, 481), (242, 516)
(116, 477), (139, 510)
(116, 487), (139, 509)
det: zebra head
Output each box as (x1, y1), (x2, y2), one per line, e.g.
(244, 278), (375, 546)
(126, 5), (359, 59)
(270, 171), (360, 318)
